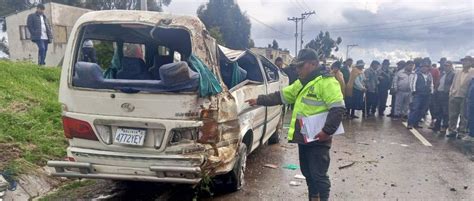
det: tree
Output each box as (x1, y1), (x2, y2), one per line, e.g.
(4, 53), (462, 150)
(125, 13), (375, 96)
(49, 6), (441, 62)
(271, 39), (279, 50)
(197, 0), (252, 50)
(208, 27), (225, 46)
(305, 31), (342, 59)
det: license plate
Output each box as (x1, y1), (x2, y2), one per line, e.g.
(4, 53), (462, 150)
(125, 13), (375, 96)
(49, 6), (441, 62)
(114, 128), (146, 146)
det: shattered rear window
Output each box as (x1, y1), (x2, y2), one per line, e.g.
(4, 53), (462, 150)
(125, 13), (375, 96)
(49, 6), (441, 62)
(71, 23), (200, 93)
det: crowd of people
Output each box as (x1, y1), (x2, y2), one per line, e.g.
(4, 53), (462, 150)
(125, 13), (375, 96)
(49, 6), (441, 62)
(276, 55), (474, 142)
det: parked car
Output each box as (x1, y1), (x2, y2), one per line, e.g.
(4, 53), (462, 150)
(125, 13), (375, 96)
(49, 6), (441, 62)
(47, 10), (288, 191)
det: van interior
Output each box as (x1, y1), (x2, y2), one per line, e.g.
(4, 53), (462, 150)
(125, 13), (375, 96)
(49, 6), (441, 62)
(72, 23), (199, 93)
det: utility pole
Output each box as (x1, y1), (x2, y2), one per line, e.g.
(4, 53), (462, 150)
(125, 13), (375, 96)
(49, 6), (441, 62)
(288, 16), (304, 56)
(300, 11), (316, 51)
(140, 0), (147, 11)
(346, 44), (358, 59)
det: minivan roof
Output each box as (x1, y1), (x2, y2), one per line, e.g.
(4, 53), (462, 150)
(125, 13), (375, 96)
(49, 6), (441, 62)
(75, 10), (206, 36)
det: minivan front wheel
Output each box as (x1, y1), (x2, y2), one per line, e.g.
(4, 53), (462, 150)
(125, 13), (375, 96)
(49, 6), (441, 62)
(228, 143), (247, 191)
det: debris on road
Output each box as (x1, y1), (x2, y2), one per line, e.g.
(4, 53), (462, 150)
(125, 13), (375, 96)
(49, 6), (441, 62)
(263, 164), (278, 169)
(450, 188), (456, 192)
(464, 186), (468, 190)
(282, 164), (300, 170)
(357, 142), (370, 145)
(289, 181), (302, 186)
(294, 175), (305, 180)
(391, 183), (397, 187)
(400, 144), (409, 147)
(338, 162), (355, 169)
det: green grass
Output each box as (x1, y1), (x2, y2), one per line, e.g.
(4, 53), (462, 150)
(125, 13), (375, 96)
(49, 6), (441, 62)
(0, 60), (65, 169)
(38, 180), (97, 201)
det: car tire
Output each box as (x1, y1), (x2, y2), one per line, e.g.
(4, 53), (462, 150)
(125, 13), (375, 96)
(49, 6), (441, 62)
(268, 114), (284, 144)
(228, 143), (247, 192)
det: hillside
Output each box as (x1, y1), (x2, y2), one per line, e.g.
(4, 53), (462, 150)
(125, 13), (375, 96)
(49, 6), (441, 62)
(0, 60), (65, 172)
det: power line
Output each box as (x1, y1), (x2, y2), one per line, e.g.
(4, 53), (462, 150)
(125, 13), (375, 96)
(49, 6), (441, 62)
(324, 9), (472, 32)
(247, 14), (292, 37)
(329, 17), (473, 34)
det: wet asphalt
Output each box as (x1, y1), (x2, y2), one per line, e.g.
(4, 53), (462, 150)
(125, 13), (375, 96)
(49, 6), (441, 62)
(60, 111), (474, 201)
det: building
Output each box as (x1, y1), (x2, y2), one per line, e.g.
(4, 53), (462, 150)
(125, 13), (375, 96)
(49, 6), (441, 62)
(250, 47), (293, 67)
(4, 3), (90, 66)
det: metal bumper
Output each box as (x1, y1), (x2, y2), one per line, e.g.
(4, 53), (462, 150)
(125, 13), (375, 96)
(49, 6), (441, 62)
(47, 161), (202, 184)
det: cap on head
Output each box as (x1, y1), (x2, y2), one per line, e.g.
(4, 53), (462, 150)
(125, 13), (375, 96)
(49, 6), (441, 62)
(406, 60), (415, 66)
(331, 61), (342, 69)
(460, 56), (473, 62)
(382, 59), (390, 65)
(422, 57), (431, 66)
(37, 4), (45, 10)
(370, 60), (380, 67)
(293, 48), (319, 66)
(397, 60), (406, 66)
(355, 60), (365, 68)
(439, 57), (447, 63)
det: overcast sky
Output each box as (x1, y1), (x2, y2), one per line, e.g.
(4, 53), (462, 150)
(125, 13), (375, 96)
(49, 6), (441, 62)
(165, 0), (473, 63)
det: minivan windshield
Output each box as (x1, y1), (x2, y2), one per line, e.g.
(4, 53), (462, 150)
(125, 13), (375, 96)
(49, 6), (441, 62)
(72, 23), (200, 93)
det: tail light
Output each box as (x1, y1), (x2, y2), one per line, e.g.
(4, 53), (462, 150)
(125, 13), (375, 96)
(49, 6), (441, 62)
(62, 116), (98, 141)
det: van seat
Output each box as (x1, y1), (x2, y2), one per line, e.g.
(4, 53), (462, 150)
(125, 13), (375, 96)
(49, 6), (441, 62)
(116, 57), (152, 80)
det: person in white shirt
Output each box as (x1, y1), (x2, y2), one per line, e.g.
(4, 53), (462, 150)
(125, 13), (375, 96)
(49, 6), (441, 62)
(26, 4), (53, 65)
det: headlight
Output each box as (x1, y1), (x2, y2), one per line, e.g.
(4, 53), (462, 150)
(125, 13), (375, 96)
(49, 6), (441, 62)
(169, 128), (199, 145)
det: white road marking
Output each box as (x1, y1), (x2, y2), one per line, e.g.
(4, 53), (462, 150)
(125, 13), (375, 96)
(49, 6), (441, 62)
(402, 122), (433, 147)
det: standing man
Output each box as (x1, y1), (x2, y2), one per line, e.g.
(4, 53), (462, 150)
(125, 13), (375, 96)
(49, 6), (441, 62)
(364, 60), (380, 117)
(407, 61), (433, 129)
(275, 57), (284, 70)
(341, 58), (353, 116)
(429, 60), (441, 129)
(463, 76), (474, 142)
(433, 61), (455, 133)
(447, 56), (473, 139)
(388, 60), (406, 117)
(393, 61), (414, 121)
(438, 57), (447, 73)
(27, 4), (53, 66)
(246, 49), (345, 201)
(377, 59), (393, 116)
(331, 61), (346, 97)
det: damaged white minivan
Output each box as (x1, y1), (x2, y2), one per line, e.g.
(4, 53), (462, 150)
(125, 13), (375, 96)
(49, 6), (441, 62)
(47, 10), (288, 191)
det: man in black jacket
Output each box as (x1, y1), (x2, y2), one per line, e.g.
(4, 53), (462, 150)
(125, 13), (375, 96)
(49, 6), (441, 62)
(27, 4), (53, 65)
(377, 59), (393, 116)
(433, 61), (455, 133)
(246, 49), (345, 201)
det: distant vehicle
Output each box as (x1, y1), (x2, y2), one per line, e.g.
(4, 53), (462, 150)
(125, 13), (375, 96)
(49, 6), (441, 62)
(48, 10), (288, 191)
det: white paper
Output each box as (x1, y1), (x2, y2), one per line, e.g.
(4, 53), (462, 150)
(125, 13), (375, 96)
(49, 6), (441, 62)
(299, 112), (344, 143)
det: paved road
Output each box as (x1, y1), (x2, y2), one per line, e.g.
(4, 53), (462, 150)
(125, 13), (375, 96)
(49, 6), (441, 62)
(55, 113), (474, 201)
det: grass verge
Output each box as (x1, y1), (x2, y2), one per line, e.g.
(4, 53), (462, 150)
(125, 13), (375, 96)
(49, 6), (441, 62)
(0, 60), (65, 171)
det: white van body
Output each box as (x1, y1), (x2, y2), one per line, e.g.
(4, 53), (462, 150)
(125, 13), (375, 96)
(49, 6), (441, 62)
(48, 10), (288, 188)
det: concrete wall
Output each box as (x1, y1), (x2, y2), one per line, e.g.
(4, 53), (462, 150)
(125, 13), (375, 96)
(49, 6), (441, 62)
(5, 3), (90, 66)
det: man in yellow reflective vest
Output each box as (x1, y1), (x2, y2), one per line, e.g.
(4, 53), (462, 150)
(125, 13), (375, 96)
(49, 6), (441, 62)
(246, 49), (345, 201)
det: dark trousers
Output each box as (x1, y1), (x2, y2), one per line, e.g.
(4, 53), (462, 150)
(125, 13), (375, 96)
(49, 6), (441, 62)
(390, 94), (396, 115)
(34, 39), (48, 65)
(469, 101), (474, 137)
(366, 91), (378, 115)
(434, 92), (449, 130)
(298, 144), (331, 201)
(378, 89), (389, 115)
(429, 92), (440, 121)
(408, 94), (431, 126)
